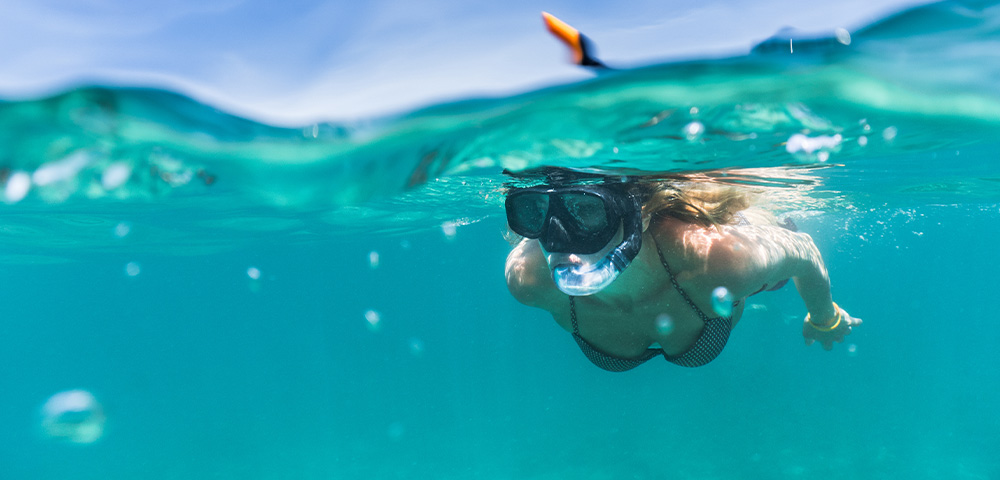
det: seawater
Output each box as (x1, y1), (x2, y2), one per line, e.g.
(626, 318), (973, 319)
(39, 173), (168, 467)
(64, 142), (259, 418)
(2, 1), (1000, 479)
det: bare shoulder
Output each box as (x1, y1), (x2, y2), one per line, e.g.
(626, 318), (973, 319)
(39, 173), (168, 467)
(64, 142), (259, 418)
(648, 214), (803, 295)
(505, 239), (562, 309)
(648, 216), (721, 271)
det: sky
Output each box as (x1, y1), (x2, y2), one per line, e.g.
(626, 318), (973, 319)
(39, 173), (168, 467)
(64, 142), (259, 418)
(0, 0), (924, 125)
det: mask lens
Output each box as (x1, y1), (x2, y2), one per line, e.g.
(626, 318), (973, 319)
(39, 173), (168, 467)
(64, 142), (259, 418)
(560, 193), (609, 233)
(507, 192), (549, 237)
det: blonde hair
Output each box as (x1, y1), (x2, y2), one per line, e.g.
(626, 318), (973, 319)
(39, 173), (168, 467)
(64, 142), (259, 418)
(639, 180), (754, 230)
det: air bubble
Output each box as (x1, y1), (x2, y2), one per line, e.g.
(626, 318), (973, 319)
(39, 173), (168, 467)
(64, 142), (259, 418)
(41, 390), (105, 444)
(408, 337), (425, 356)
(364, 310), (382, 331)
(441, 221), (458, 241)
(882, 126), (898, 141)
(857, 136), (868, 147)
(4, 171), (30, 203)
(711, 287), (734, 317)
(246, 267), (261, 280)
(125, 262), (141, 277)
(368, 251), (380, 269)
(683, 121), (705, 141)
(847, 344), (858, 357)
(113, 222), (131, 238)
(655, 314), (674, 335)
(387, 422), (405, 441)
(33, 151), (90, 186)
(835, 28), (852, 45)
(786, 133), (842, 156)
(101, 163), (132, 190)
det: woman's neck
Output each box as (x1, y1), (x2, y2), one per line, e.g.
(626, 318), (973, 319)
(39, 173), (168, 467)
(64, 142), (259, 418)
(579, 230), (665, 309)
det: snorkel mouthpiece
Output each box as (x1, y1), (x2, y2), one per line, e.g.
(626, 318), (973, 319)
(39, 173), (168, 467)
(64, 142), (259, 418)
(551, 249), (629, 296)
(548, 197), (643, 296)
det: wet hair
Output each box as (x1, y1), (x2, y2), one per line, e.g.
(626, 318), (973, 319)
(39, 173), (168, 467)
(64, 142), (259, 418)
(635, 180), (753, 230)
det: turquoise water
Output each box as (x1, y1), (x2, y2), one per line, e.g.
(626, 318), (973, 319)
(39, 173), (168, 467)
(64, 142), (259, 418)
(2, 1), (1000, 478)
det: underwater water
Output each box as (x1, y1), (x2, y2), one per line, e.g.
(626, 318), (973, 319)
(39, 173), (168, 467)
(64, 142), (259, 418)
(2, 0), (1000, 478)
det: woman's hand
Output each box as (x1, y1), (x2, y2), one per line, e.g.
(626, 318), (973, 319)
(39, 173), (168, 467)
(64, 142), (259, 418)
(803, 304), (862, 351)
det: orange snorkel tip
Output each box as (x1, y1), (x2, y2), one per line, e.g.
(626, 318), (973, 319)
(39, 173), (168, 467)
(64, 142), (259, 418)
(542, 12), (584, 65)
(541, 12), (606, 68)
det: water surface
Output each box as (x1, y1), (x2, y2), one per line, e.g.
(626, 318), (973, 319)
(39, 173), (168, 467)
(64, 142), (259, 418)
(1, 1), (999, 479)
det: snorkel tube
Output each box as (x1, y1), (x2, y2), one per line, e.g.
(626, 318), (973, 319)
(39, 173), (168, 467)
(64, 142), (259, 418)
(541, 12), (607, 69)
(548, 194), (643, 296)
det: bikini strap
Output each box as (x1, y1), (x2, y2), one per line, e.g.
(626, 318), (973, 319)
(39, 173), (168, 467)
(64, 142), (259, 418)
(569, 296), (581, 334)
(652, 237), (714, 323)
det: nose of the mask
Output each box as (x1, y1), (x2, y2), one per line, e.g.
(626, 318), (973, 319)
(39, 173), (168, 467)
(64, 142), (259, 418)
(540, 216), (573, 252)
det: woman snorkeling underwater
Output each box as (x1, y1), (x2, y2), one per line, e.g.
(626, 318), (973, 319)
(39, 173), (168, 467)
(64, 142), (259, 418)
(501, 15), (861, 371)
(504, 169), (862, 371)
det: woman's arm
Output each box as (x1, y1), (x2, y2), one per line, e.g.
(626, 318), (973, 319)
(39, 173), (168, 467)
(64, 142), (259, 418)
(706, 225), (836, 320)
(695, 223), (860, 349)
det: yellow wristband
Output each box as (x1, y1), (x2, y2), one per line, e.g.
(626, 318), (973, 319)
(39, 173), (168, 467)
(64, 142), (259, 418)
(806, 302), (842, 332)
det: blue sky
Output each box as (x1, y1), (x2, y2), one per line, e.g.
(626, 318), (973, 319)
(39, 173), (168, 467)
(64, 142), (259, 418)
(0, 0), (921, 125)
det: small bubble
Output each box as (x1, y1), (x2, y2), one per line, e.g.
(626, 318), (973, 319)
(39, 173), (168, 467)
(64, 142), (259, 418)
(835, 28), (852, 45)
(101, 163), (132, 190)
(857, 136), (868, 147)
(387, 422), (405, 441)
(882, 126), (898, 141)
(368, 251), (380, 269)
(441, 222), (458, 241)
(817, 151), (830, 162)
(125, 262), (141, 277)
(408, 337), (425, 356)
(863, 124), (872, 133)
(683, 121), (705, 141)
(4, 171), (31, 203)
(612, 147), (619, 154)
(113, 222), (131, 238)
(786, 133), (841, 156)
(400, 240), (411, 250)
(689, 107), (699, 115)
(364, 310), (381, 331)
(847, 344), (858, 357)
(33, 151), (90, 186)
(246, 267), (261, 280)
(41, 390), (105, 444)
(711, 287), (733, 317)
(655, 314), (674, 335)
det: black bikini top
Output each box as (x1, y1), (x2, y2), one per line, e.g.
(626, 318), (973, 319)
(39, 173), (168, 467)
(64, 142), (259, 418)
(568, 238), (734, 371)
